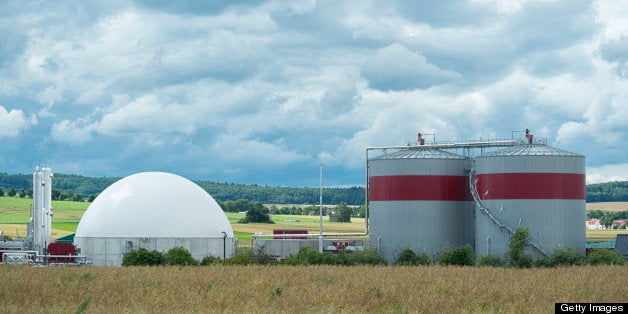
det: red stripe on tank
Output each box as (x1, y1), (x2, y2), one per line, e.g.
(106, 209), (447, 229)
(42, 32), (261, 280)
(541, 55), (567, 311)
(369, 175), (472, 201)
(476, 173), (585, 200)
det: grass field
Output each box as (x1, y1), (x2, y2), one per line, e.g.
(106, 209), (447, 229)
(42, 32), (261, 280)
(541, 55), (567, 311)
(1, 197), (625, 243)
(586, 202), (628, 212)
(0, 264), (625, 312)
(0, 197), (367, 242)
(585, 229), (628, 242)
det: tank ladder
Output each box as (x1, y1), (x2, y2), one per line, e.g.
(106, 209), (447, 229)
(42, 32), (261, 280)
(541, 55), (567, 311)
(469, 168), (548, 258)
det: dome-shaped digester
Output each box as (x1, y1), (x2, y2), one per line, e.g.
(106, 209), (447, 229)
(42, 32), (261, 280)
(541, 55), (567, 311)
(368, 148), (474, 262)
(473, 145), (585, 258)
(74, 172), (236, 266)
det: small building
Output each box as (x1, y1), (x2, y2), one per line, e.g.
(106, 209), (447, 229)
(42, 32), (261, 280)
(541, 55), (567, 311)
(612, 219), (628, 230)
(587, 218), (603, 230)
(614, 234), (628, 260)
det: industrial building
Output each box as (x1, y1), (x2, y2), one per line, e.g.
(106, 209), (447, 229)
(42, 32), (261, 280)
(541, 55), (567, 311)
(368, 147), (474, 261)
(0, 167), (87, 265)
(74, 172), (237, 266)
(1, 129), (586, 266)
(367, 130), (586, 262)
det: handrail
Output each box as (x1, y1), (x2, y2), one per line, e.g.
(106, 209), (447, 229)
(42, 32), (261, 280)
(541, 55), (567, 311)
(469, 168), (548, 257)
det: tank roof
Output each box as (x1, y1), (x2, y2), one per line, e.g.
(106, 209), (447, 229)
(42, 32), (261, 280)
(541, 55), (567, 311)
(371, 147), (467, 160)
(477, 144), (584, 157)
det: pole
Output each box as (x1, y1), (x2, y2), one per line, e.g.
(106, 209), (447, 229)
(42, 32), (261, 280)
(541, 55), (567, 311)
(319, 162), (323, 253)
(222, 231), (227, 260)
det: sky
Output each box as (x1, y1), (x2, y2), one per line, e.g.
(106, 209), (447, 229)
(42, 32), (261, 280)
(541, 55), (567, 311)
(0, 0), (627, 187)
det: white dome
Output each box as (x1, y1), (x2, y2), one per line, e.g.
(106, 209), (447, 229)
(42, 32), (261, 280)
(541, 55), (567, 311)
(75, 172), (233, 238)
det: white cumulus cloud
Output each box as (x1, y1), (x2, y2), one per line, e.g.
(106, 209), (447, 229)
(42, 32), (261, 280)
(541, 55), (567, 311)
(0, 106), (30, 137)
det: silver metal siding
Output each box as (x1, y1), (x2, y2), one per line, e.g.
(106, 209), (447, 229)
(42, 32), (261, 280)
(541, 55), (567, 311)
(474, 149), (586, 258)
(475, 155), (585, 174)
(368, 152), (474, 263)
(475, 199), (585, 257)
(370, 158), (470, 176)
(369, 200), (474, 262)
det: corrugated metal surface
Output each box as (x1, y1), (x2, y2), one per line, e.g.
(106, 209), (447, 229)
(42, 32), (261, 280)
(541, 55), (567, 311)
(474, 144), (586, 258)
(369, 201), (474, 262)
(368, 148), (474, 262)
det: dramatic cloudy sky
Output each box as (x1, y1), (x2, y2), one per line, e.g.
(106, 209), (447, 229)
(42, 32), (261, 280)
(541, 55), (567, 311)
(0, 0), (626, 186)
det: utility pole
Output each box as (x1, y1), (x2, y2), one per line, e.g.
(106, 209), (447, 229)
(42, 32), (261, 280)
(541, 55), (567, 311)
(319, 162), (323, 253)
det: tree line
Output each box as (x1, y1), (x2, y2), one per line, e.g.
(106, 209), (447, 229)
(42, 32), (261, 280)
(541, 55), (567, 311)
(1, 172), (626, 204)
(0, 172), (365, 205)
(586, 181), (628, 202)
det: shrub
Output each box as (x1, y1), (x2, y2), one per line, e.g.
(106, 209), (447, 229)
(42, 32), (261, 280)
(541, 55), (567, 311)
(587, 249), (625, 265)
(337, 249), (387, 266)
(164, 247), (198, 266)
(438, 244), (475, 266)
(507, 228), (533, 268)
(393, 247), (430, 266)
(224, 253), (258, 265)
(334, 202), (352, 223)
(282, 247), (386, 266)
(122, 248), (164, 266)
(544, 247), (585, 267)
(200, 255), (221, 265)
(283, 247), (340, 265)
(237, 203), (274, 223)
(477, 254), (504, 267)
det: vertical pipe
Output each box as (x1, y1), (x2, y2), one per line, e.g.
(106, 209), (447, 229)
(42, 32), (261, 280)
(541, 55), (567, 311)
(319, 163), (323, 253)
(365, 149), (369, 235)
(222, 231), (227, 260)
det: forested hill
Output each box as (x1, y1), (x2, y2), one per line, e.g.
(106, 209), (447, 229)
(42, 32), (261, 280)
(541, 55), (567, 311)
(0, 172), (365, 205)
(586, 181), (628, 202)
(0, 172), (626, 204)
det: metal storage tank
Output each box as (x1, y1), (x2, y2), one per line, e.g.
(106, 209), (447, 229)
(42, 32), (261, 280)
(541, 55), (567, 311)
(473, 143), (586, 258)
(368, 148), (474, 262)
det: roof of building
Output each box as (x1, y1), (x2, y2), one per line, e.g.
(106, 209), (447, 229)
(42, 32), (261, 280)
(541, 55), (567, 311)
(614, 234), (628, 255)
(371, 147), (467, 160)
(477, 144), (584, 157)
(75, 172), (233, 238)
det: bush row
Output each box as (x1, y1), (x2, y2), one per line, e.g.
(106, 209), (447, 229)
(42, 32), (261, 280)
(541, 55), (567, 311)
(121, 246), (387, 266)
(122, 245), (625, 267)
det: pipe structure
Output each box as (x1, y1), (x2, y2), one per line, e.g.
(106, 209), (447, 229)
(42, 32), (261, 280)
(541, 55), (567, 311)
(252, 232), (368, 240)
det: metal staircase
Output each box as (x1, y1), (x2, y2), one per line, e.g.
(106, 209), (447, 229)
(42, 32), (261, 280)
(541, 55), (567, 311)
(469, 168), (548, 257)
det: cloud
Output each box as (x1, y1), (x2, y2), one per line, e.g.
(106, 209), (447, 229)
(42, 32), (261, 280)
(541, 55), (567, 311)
(0, 0), (626, 186)
(362, 43), (462, 90)
(210, 133), (311, 168)
(0, 106), (30, 137)
(600, 36), (628, 77)
(587, 163), (628, 184)
(96, 95), (196, 136)
(51, 119), (93, 145)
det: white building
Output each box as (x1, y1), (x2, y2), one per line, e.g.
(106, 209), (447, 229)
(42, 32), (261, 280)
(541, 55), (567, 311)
(74, 172), (236, 266)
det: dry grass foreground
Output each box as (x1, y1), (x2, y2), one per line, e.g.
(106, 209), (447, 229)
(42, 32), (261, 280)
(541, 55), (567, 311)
(1, 265), (625, 313)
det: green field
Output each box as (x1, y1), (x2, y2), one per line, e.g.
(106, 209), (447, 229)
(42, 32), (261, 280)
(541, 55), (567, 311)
(0, 197), (366, 242)
(0, 196), (624, 243)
